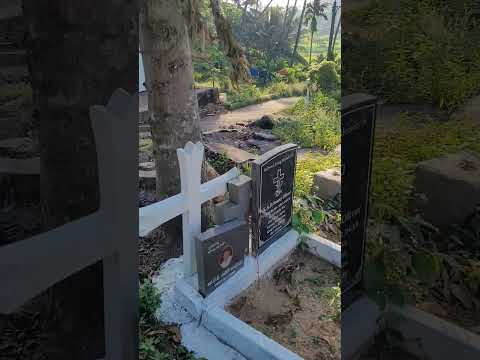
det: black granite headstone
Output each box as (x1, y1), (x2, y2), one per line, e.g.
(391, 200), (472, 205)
(251, 143), (297, 255)
(341, 94), (377, 309)
(196, 219), (249, 297)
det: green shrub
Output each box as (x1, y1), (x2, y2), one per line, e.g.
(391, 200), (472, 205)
(273, 93), (340, 151)
(139, 279), (161, 323)
(309, 61), (340, 95)
(343, 0), (480, 111)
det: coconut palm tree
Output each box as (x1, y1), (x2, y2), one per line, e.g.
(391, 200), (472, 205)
(304, 0), (328, 63)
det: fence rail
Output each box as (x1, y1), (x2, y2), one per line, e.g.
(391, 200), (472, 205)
(139, 142), (241, 277)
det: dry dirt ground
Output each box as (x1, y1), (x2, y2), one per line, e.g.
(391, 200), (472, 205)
(200, 97), (300, 132)
(227, 249), (341, 360)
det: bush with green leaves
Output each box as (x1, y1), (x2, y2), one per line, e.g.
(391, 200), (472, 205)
(273, 93), (340, 151)
(343, 0), (480, 111)
(139, 279), (161, 323)
(308, 61), (340, 95)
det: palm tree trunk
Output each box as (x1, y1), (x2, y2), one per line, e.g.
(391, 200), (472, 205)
(309, 26), (314, 63)
(327, 1), (337, 60)
(290, 0), (307, 66)
(286, 0), (299, 35)
(332, 14), (341, 57)
(283, 0), (291, 30)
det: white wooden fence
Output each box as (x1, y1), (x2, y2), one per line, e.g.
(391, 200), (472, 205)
(139, 142), (241, 277)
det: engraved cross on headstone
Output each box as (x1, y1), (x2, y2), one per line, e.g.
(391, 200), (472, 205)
(273, 168), (285, 197)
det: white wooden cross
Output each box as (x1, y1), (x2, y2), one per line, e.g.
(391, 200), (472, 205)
(139, 142), (240, 277)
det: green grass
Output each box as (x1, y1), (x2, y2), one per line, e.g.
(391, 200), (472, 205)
(370, 114), (480, 221)
(343, 0), (480, 111)
(298, 34), (340, 62)
(224, 82), (307, 110)
(273, 93), (340, 151)
(295, 152), (340, 198)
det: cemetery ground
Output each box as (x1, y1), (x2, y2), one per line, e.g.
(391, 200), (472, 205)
(356, 102), (480, 357)
(342, 1), (480, 357)
(227, 248), (340, 360)
(138, 93), (341, 359)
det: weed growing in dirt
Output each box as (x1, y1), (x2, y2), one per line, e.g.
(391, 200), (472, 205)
(206, 151), (233, 175)
(293, 153), (341, 239)
(138, 279), (204, 360)
(139, 279), (161, 323)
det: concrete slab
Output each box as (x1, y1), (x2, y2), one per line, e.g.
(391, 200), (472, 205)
(205, 142), (257, 164)
(153, 257), (247, 360)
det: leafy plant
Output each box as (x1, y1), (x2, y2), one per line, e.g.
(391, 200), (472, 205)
(273, 93), (340, 150)
(139, 279), (161, 323)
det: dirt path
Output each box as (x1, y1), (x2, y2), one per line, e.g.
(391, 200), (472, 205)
(201, 97), (301, 132)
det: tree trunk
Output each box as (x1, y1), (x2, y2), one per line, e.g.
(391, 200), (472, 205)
(332, 14), (341, 58)
(290, 0), (307, 66)
(140, 1), (202, 199)
(286, 0), (299, 36)
(140, 1), (214, 242)
(327, 1), (337, 61)
(309, 26), (314, 63)
(22, 0), (137, 357)
(283, 0), (291, 29)
(23, 0), (137, 229)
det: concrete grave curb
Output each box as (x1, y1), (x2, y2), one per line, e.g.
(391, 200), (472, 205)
(175, 231), (343, 360)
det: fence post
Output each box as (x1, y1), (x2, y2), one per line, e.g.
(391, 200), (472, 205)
(177, 142), (204, 277)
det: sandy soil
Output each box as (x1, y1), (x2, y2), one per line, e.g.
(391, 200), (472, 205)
(200, 97), (300, 132)
(227, 249), (341, 360)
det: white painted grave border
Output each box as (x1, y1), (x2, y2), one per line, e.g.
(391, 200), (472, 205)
(174, 231), (342, 360)
(139, 141), (343, 359)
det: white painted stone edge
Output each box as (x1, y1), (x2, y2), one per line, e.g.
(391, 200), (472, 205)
(203, 306), (303, 360)
(300, 233), (341, 268)
(386, 304), (480, 360)
(174, 229), (300, 318)
(174, 231), (344, 360)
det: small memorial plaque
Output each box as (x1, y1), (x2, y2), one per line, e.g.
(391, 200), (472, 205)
(196, 219), (249, 297)
(341, 94), (377, 308)
(251, 143), (297, 254)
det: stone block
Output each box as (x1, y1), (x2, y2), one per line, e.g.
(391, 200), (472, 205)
(312, 168), (341, 200)
(139, 170), (156, 190)
(214, 175), (252, 225)
(413, 151), (480, 228)
(227, 175), (251, 205)
(214, 200), (242, 225)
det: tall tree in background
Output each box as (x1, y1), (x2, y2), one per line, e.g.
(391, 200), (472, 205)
(304, 0), (328, 63)
(285, 0), (299, 35)
(290, 0), (308, 66)
(327, 0), (338, 60)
